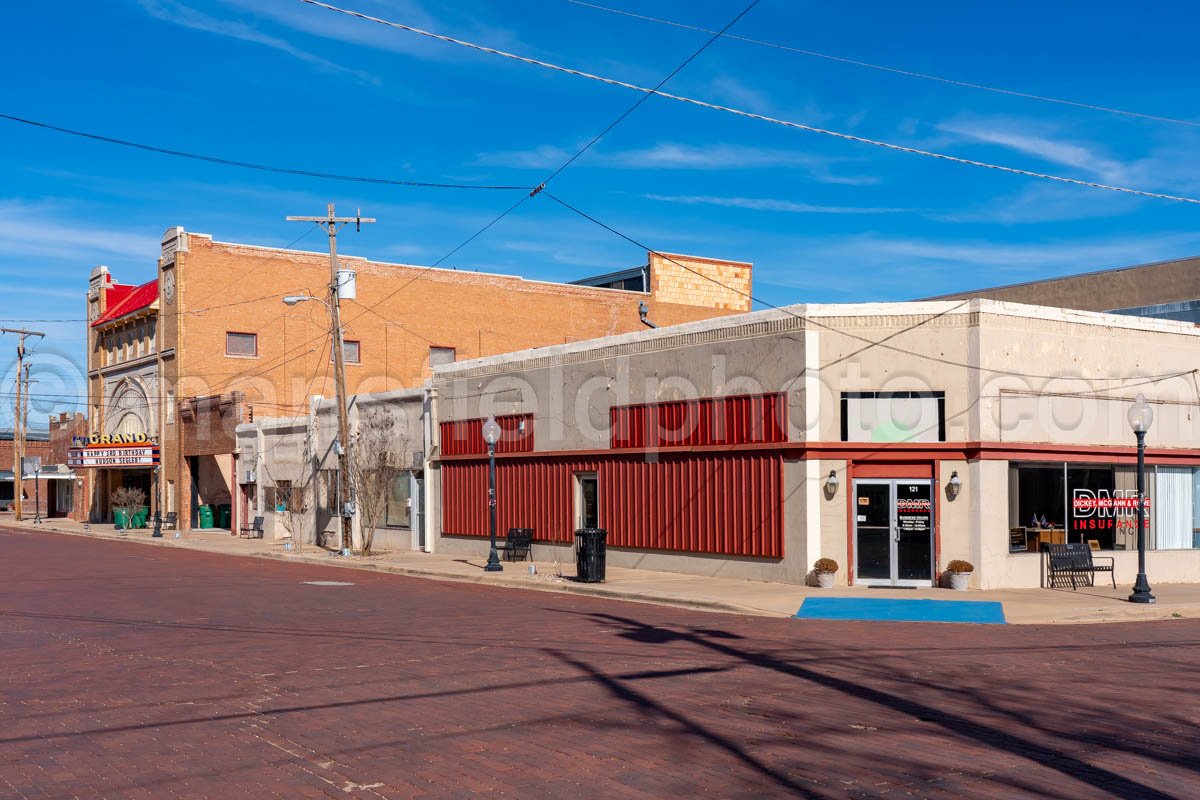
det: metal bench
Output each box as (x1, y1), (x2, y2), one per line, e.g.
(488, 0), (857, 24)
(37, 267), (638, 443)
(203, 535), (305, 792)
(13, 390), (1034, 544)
(499, 527), (533, 562)
(1047, 542), (1115, 589)
(240, 515), (266, 539)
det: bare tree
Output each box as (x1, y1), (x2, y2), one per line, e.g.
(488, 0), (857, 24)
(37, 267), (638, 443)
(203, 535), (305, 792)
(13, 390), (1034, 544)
(275, 480), (311, 552)
(347, 410), (409, 556)
(110, 486), (146, 528)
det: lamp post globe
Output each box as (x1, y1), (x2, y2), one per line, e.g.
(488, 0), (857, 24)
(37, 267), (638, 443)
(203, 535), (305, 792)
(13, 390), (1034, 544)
(482, 415), (503, 572)
(1127, 394), (1155, 604)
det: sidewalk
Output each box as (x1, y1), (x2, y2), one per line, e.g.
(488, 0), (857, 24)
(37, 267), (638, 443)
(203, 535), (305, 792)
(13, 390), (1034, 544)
(10, 516), (1200, 624)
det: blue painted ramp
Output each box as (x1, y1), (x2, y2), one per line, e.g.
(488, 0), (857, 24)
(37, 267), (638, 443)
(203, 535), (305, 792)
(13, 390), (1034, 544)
(795, 597), (1006, 624)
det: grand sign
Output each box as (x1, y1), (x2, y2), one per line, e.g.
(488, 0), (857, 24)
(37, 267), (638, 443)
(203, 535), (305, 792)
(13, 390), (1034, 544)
(72, 433), (151, 447)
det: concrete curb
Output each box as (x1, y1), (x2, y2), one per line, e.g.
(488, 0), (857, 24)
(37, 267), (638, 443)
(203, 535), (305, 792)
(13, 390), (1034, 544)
(16, 523), (778, 618)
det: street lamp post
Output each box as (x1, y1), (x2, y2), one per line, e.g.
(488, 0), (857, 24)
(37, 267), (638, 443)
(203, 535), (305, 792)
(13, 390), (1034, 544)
(33, 462), (41, 524)
(482, 415), (503, 572)
(1127, 393), (1155, 604)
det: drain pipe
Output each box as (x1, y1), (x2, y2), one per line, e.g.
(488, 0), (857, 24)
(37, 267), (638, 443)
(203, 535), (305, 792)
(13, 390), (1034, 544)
(638, 301), (658, 329)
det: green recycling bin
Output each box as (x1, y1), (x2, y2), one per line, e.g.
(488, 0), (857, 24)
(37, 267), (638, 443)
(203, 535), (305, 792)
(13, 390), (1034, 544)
(198, 504), (214, 529)
(217, 503), (232, 529)
(113, 509), (129, 529)
(133, 507), (149, 528)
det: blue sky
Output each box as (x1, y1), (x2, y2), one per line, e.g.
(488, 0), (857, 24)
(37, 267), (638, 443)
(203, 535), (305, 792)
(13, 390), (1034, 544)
(2, 0), (1200, 426)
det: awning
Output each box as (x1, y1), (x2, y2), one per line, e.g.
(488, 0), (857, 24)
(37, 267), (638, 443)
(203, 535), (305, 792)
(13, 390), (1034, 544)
(0, 466), (77, 481)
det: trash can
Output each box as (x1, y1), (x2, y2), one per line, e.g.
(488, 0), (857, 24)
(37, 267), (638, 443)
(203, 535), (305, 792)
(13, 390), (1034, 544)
(574, 527), (607, 583)
(198, 504), (214, 529)
(113, 509), (128, 529)
(132, 507), (149, 528)
(217, 503), (232, 529)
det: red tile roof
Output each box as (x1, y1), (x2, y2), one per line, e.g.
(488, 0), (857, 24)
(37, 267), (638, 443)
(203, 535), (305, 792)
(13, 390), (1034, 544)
(92, 279), (158, 327)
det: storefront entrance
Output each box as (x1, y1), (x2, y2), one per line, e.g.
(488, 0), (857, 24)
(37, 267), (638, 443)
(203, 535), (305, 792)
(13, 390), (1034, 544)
(853, 479), (934, 586)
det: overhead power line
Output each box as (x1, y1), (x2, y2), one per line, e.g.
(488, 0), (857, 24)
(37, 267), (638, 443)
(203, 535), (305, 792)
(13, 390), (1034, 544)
(541, 189), (1200, 383)
(0, 112), (531, 191)
(566, 0), (1200, 129)
(299, 0), (1200, 206)
(402, 0), (760, 281)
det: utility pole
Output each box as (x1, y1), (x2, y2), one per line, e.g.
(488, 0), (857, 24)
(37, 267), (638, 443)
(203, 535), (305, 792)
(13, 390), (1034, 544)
(2, 327), (45, 522)
(285, 204), (375, 553)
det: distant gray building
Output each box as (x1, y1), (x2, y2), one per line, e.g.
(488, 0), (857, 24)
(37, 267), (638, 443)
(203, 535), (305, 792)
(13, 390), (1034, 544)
(928, 255), (1200, 323)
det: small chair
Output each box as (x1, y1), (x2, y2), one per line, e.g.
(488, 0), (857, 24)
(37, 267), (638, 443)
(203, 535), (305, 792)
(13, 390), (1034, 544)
(163, 512), (178, 530)
(240, 515), (266, 539)
(500, 528), (534, 562)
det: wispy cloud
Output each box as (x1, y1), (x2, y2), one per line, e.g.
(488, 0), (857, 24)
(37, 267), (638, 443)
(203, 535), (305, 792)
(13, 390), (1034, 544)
(935, 182), (1139, 224)
(938, 117), (1129, 183)
(475, 142), (879, 184)
(0, 200), (160, 264)
(136, 0), (376, 81)
(643, 193), (909, 215)
(209, 0), (525, 65)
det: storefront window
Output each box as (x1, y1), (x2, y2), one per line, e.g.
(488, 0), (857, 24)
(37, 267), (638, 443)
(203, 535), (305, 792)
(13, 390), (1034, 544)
(1067, 467), (1119, 550)
(1155, 467), (1200, 550)
(1009, 462), (1161, 552)
(385, 471), (412, 528)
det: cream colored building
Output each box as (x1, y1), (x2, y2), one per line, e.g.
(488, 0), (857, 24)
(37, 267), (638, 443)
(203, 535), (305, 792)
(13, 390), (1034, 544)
(426, 299), (1200, 590)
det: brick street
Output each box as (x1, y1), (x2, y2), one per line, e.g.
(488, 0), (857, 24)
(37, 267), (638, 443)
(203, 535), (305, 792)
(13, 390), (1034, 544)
(1, 529), (1197, 799)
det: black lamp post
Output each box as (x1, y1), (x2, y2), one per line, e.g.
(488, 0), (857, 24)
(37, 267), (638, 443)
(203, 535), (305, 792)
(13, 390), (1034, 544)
(33, 461), (41, 524)
(482, 415), (503, 572)
(1127, 394), (1155, 604)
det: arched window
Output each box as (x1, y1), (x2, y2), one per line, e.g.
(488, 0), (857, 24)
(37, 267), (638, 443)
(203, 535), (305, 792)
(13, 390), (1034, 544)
(115, 413), (145, 437)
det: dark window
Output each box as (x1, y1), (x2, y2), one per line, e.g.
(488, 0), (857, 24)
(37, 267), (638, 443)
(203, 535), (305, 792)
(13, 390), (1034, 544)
(266, 480), (297, 513)
(226, 332), (257, 357)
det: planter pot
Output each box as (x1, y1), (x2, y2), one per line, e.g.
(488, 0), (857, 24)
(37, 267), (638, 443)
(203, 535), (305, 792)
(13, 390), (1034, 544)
(816, 572), (835, 589)
(948, 571), (972, 591)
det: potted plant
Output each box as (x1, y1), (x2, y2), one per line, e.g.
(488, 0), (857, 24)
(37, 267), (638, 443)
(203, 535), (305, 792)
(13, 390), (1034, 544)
(110, 487), (146, 531)
(813, 558), (839, 588)
(946, 560), (974, 591)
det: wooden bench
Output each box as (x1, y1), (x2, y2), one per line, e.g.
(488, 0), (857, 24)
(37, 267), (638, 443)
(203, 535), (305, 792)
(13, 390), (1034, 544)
(499, 527), (533, 562)
(240, 515), (266, 539)
(1047, 543), (1115, 589)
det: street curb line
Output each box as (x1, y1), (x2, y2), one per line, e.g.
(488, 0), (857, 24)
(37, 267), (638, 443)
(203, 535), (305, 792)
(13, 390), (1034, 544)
(15, 523), (780, 618)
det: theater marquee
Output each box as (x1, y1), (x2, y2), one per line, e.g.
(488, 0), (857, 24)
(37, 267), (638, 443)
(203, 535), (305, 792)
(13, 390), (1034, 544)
(68, 435), (160, 468)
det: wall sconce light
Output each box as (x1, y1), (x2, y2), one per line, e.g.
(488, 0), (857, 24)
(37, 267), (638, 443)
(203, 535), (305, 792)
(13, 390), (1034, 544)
(825, 469), (839, 492)
(947, 470), (962, 499)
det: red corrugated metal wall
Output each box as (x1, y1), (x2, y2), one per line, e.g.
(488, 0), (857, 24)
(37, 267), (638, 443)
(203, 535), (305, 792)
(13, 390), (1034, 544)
(440, 414), (534, 456)
(442, 452), (783, 558)
(610, 393), (786, 449)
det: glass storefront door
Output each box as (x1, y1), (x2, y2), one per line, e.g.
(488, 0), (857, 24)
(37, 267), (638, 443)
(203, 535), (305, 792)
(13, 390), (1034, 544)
(853, 479), (935, 586)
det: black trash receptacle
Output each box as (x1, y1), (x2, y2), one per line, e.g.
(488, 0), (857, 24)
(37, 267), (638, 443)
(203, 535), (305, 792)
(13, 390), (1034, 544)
(575, 528), (607, 583)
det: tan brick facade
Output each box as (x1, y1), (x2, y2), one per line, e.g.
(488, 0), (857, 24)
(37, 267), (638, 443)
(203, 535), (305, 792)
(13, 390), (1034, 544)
(648, 252), (752, 312)
(85, 228), (753, 530)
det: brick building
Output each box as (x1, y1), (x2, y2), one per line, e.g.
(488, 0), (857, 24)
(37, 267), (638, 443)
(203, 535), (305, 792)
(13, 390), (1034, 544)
(48, 413), (90, 521)
(84, 227), (752, 529)
(0, 433), (58, 519)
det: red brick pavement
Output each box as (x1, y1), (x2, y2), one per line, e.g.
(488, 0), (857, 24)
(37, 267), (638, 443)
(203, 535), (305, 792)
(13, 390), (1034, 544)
(1, 527), (1198, 799)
